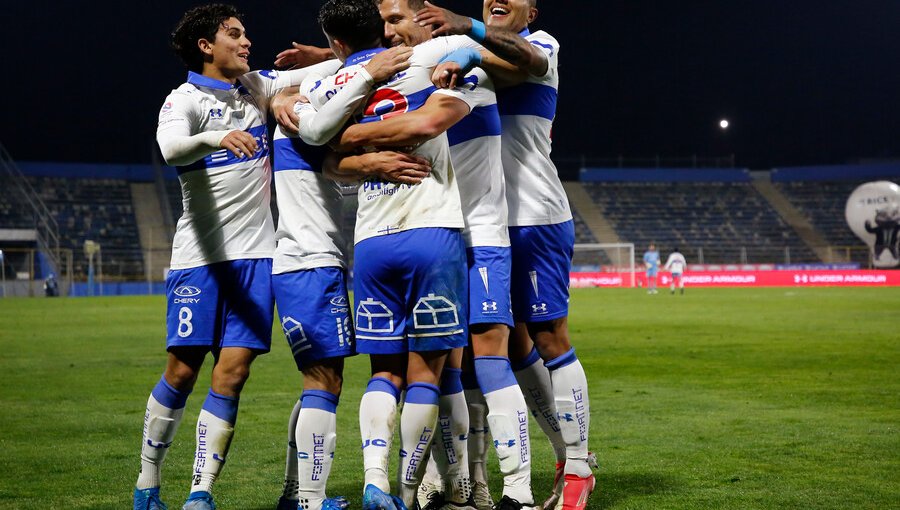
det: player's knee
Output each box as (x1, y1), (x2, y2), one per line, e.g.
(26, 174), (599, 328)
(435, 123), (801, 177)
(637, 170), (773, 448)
(212, 363), (252, 394)
(302, 359), (345, 395)
(471, 323), (509, 357)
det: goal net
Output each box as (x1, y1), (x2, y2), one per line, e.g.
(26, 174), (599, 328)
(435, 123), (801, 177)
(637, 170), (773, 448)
(572, 243), (636, 287)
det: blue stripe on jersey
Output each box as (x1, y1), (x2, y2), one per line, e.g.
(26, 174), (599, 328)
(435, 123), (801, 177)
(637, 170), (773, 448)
(447, 104), (501, 146)
(272, 137), (326, 173)
(497, 82), (558, 121)
(178, 125), (269, 174)
(359, 86), (437, 124)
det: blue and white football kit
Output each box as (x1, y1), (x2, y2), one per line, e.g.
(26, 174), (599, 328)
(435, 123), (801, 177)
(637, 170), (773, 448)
(141, 62), (342, 508)
(271, 123), (355, 370)
(497, 30), (574, 324)
(298, 44), (469, 355)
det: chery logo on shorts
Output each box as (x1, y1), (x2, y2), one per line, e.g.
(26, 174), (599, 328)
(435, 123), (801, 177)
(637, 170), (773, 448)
(174, 286), (202, 297)
(330, 296), (349, 314)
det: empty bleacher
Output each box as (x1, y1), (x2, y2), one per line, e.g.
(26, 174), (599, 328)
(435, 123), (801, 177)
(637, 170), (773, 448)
(582, 181), (818, 263)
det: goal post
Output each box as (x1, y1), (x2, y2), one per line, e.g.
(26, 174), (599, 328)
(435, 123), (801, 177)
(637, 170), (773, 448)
(573, 243), (636, 288)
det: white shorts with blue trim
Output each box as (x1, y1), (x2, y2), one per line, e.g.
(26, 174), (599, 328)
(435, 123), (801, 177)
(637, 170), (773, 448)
(272, 267), (356, 370)
(467, 246), (514, 327)
(165, 258), (274, 352)
(353, 228), (468, 354)
(509, 220), (574, 322)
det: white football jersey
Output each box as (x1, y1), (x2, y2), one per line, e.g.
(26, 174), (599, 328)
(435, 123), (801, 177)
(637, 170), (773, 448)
(498, 29), (572, 227)
(157, 62), (340, 269)
(272, 127), (348, 274)
(664, 252), (687, 274)
(436, 66), (509, 248)
(302, 45), (464, 244)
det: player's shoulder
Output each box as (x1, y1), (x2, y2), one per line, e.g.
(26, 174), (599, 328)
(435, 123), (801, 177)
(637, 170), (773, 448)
(527, 30), (558, 46)
(237, 69), (280, 92)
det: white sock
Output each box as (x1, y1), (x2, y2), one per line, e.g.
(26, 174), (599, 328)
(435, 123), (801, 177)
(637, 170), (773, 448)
(397, 383), (441, 509)
(546, 349), (592, 478)
(189, 391), (238, 495)
(423, 453), (441, 487)
(433, 369), (471, 503)
(463, 386), (489, 486)
(513, 348), (567, 463)
(296, 390), (339, 510)
(282, 397), (302, 500)
(476, 356), (533, 504)
(360, 377), (400, 493)
(137, 377), (189, 489)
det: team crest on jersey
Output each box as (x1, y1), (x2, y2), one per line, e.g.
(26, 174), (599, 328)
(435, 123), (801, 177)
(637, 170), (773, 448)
(364, 88), (408, 120)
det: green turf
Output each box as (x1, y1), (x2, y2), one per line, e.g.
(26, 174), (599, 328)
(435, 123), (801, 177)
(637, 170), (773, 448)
(0, 287), (898, 509)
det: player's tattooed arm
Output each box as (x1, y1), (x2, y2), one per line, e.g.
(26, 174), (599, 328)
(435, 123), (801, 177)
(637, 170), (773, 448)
(415, 1), (548, 77)
(336, 94), (470, 150)
(322, 151), (431, 185)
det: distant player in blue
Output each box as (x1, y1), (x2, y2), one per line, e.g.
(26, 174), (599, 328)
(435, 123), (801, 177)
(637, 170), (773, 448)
(643, 243), (660, 294)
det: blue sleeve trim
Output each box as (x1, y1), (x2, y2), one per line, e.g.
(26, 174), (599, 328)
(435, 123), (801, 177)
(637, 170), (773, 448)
(497, 82), (557, 121)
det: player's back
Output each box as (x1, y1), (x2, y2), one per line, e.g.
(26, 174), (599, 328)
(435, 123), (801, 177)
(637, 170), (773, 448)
(497, 29), (571, 228)
(271, 127), (348, 274)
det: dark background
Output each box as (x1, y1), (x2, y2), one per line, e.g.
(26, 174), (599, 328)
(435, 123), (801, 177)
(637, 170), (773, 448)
(5, 1), (900, 170)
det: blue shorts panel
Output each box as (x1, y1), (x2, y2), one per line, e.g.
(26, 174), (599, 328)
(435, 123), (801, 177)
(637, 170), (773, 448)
(166, 259), (274, 352)
(647, 269), (658, 277)
(353, 228), (468, 354)
(273, 267), (356, 370)
(509, 221), (574, 322)
(467, 247), (514, 327)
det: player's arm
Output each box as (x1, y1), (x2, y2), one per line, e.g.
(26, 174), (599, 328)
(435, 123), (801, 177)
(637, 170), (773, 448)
(415, 2), (548, 81)
(337, 93), (470, 150)
(275, 47), (414, 140)
(322, 151), (431, 185)
(156, 94), (257, 165)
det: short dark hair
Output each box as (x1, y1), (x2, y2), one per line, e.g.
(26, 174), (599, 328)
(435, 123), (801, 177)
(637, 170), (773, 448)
(318, 0), (383, 52)
(171, 4), (243, 72)
(405, 0), (426, 10)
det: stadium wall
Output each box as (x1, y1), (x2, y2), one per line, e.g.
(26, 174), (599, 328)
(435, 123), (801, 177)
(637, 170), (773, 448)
(16, 162), (178, 181)
(770, 163), (900, 182)
(579, 167), (751, 182)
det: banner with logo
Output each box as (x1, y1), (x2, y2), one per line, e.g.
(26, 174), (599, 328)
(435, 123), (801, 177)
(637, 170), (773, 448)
(571, 270), (900, 288)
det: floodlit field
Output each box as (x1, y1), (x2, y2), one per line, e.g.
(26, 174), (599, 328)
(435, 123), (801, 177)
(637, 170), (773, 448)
(0, 287), (898, 509)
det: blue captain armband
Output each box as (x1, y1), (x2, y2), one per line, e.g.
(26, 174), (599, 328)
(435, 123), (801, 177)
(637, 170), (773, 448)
(438, 48), (482, 74)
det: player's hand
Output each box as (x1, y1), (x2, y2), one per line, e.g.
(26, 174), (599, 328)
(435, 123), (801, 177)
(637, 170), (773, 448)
(220, 130), (258, 159)
(414, 1), (471, 37)
(432, 62), (464, 89)
(364, 151), (431, 185)
(272, 89), (303, 136)
(364, 46), (414, 83)
(274, 42), (333, 69)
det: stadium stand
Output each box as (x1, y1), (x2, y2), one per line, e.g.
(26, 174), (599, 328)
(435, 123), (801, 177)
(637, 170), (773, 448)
(581, 181), (818, 263)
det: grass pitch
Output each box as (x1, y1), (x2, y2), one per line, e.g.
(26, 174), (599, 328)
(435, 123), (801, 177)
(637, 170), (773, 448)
(0, 287), (898, 509)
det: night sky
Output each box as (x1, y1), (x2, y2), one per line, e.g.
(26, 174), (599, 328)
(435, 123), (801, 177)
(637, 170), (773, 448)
(5, 1), (900, 171)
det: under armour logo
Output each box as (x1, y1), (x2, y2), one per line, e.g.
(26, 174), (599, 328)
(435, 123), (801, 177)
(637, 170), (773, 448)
(559, 413), (575, 422)
(482, 301), (498, 312)
(494, 439), (516, 448)
(532, 303), (548, 314)
(209, 108), (224, 118)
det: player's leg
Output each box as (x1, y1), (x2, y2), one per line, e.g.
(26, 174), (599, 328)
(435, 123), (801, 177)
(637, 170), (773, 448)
(277, 397), (302, 509)
(461, 362), (492, 510)
(274, 267), (355, 510)
(353, 234), (410, 504)
(396, 227), (469, 510)
(508, 226), (569, 509)
(184, 259), (274, 509)
(135, 348), (206, 510)
(429, 347), (473, 508)
(677, 274), (684, 294)
(528, 318), (594, 510)
(136, 263), (225, 510)
(468, 245), (533, 506)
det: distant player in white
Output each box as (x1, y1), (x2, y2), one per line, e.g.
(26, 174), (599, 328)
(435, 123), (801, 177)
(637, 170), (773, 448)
(270, 52), (422, 510)
(134, 6), (350, 510)
(664, 247), (687, 295)
(286, 2), (469, 508)
(418, 1), (597, 509)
